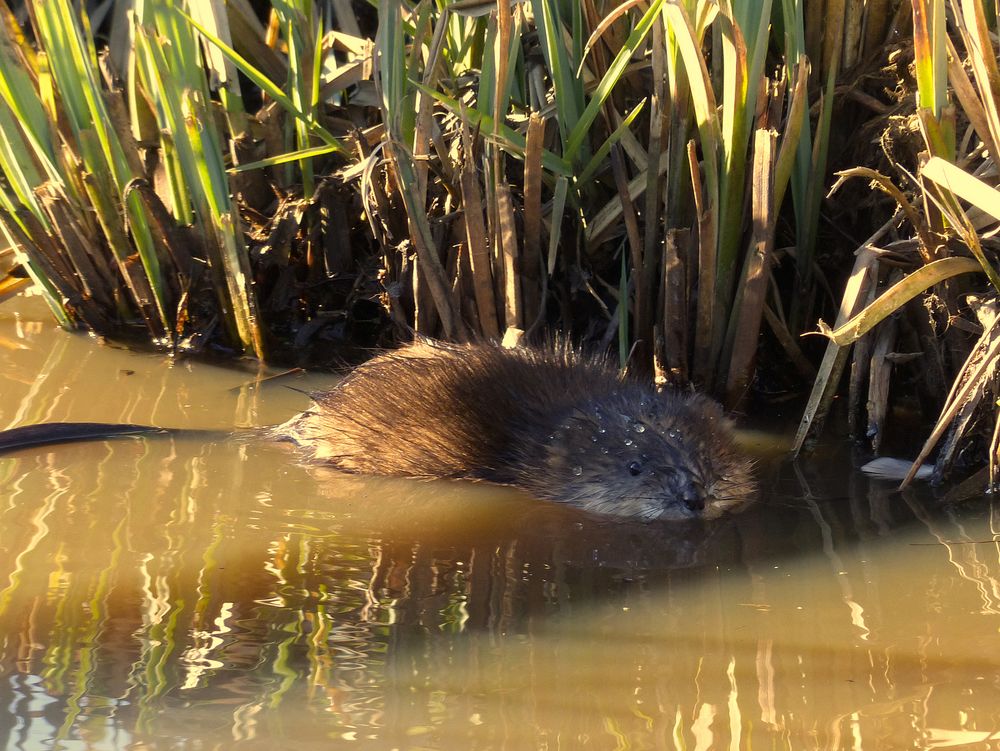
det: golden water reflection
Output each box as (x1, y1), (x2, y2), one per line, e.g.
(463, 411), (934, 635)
(3, 296), (1000, 749)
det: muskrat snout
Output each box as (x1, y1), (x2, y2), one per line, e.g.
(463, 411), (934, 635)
(657, 466), (706, 513)
(679, 482), (705, 513)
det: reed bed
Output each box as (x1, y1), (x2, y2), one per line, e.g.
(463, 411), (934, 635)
(0, 1), (891, 376)
(3, 0), (1000, 481)
(793, 0), (1000, 483)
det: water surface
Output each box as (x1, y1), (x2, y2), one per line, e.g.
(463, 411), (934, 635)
(2, 295), (1000, 750)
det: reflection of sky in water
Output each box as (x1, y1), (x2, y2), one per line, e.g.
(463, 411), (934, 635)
(3, 295), (1000, 749)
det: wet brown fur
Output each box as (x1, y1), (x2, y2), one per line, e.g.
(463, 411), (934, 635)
(277, 341), (755, 521)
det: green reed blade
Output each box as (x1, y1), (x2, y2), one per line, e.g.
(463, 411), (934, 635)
(415, 83), (571, 176)
(178, 7), (344, 152)
(530, 0), (582, 149)
(564, 0), (663, 166)
(229, 143), (342, 174)
(578, 98), (647, 186)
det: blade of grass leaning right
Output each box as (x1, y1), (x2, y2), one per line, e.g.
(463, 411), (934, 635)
(563, 0), (663, 168)
(530, 0), (583, 156)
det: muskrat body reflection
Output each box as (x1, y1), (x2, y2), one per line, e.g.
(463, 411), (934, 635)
(0, 341), (754, 521)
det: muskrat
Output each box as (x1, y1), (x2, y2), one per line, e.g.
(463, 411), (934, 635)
(0, 341), (755, 521)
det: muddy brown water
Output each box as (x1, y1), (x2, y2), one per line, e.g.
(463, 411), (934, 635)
(2, 295), (1000, 750)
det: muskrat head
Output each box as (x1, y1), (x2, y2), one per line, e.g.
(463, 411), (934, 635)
(520, 391), (755, 522)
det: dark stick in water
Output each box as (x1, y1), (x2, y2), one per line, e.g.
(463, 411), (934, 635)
(0, 341), (755, 521)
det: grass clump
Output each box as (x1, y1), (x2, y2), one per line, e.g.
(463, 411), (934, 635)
(0, 0), (369, 360)
(0, 0), (262, 351)
(792, 0), (1000, 484)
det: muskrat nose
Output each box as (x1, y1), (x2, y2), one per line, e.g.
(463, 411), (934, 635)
(664, 470), (705, 513)
(676, 474), (707, 513)
(681, 486), (705, 512)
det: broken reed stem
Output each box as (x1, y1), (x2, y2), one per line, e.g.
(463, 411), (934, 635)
(688, 139), (715, 386)
(661, 228), (688, 382)
(638, 18), (668, 363)
(459, 119), (500, 338)
(522, 112), (545, 327)
(495, 180), (521, 330)
(724, 126), (777, 408)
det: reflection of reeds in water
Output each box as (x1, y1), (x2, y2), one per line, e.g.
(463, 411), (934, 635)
(782, 458), (1000, 748)
(898, 487), (1000, 616)
(3, 442), (1000, 747)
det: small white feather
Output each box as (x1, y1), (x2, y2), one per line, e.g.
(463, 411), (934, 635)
(860, 457), (934, 481)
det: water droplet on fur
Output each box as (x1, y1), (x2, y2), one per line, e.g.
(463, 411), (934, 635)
(591, 435), (598, 442)
(633, 423), (646, 433)
(624, 439), (634, 446)
(668, 429), (680, 439)
(572, 466), (583, 476)
(548, 434), (556, 442)
(598, 428), (606, 434)
(601, 447), (610, 454)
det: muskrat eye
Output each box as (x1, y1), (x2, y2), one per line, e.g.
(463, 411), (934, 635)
(627, 460), (642, 476)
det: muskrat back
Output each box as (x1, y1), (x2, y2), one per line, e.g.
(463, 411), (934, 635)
(277, 341), (754, 521)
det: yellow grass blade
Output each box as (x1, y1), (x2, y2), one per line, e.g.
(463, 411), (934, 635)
(817, 256), (982, 346)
